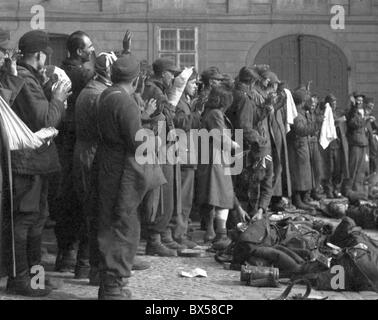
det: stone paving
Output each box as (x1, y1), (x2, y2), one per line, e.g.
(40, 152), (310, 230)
(1, 215), (378, 300)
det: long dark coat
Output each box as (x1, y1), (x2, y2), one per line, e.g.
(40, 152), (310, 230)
(271, 101), (292, 197)
(287, 109), (320, 192)
(346, 107), (370, 192)
(306, 111), (324, 188)
(142, 77), (182, 220)
(196, 108), (234, 209)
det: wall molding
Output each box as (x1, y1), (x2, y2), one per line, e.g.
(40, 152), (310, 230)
(1, 13), (378, 25)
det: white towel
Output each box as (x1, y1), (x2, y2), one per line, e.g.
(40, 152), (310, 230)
(45, 65), (72, 109)
(168, 67), (193, 107)
(284, 88), (298, 133)
(0, 95), (58, 150)
(320, 103), (337, 150)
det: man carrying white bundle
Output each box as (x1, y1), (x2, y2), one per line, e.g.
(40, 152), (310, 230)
(4, 30), (70, 297)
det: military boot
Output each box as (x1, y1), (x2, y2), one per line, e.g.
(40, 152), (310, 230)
(174, 235), (198, 249)
(324, 186), (335, 199)
(55, 249), (76, 273)
(74, 263), (91, 279)
(6, 276), (52, 297)
(161, 229), (187, 251)
(89, 267), (100, 286)
(145, 233), (177, 257)
(211, 231), (232, 251)
(98, 275), (131, 300)
(311, 190), (325, 201)
(132, 257), (151, 271)
(302, 191), (314, 204)
(292, 192), (314, 211)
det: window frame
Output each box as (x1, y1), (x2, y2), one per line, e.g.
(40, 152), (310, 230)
(158, 27), (198, 71)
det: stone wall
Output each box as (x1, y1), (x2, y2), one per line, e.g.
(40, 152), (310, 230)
(0, 0), (377, 103)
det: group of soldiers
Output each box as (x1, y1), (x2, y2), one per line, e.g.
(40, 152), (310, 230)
(0, 29), (376, 300)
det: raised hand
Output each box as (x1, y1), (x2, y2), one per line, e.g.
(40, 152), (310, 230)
(123, 30), (133, 53)
(53, 80), (71, 103)
(145, 98), (157, 116)
(4, 48), (22, 76)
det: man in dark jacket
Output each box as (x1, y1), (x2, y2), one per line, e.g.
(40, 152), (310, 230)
(3, 30), (70, 296)
(322, 94), (349, 198)
(287, 89), (323, 211)
(94, 54), (165, 300)
(346, 93), (371, 194)
(265, 81), (292, 212)
(54, 31), (95, 275)
(227, 67), (274, 221)
(141, 58), (185, 256)
(304, 95), (325, 201)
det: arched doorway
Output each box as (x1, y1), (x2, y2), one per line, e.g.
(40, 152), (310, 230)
(254, 35), (349, 108)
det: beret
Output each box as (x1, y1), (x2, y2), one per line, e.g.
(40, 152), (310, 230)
(19, 30), (52, 55)
(111, 54), (140, 83)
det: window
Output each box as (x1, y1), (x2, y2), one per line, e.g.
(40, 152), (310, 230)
(158, 28), (198, 70)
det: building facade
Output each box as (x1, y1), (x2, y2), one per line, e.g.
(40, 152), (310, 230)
(1, 0), (378, 109)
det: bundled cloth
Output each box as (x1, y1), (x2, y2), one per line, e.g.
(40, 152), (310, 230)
(319, 103), (337, 150)
(45, 65), (72, 109)
(284, 88), (297, 133)
(168, 67), (194, 107)
(0, 95), (58, 151)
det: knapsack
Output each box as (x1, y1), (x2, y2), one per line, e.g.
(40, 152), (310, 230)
(232, 219), (280, 266)
(325, 217), (378, 293)
(279, 221), (322, 261)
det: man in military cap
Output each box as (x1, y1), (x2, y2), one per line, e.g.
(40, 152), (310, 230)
(3, 30), (70, 296)
(322, 94), (349, 199)
(365, 97), (378, 173)
(194, 66), (224, 113)
(345, 92), (371, 194)
(303, 94), (325, 202)
(94, 54), (165, 300)
(141, 58), (187, 257)
(287, 88), (323, 211)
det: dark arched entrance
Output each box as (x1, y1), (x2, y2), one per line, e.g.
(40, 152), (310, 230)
(254, 35), (348, 108)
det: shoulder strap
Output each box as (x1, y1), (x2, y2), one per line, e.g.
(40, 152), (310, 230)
(95, 90), (121, 143)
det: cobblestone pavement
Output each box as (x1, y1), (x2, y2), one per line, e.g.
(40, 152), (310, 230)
(1, 216), (378, 301)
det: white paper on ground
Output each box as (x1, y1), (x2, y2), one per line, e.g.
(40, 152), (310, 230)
(180, 268), (208, 278)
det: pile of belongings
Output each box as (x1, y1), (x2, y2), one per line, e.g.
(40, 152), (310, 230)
(216, 215), (378, 293)
(318, 199), (349, 219)
(346, 200), (378, 230)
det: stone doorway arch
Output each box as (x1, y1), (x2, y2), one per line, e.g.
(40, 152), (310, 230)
(254, 34), (349, 108)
